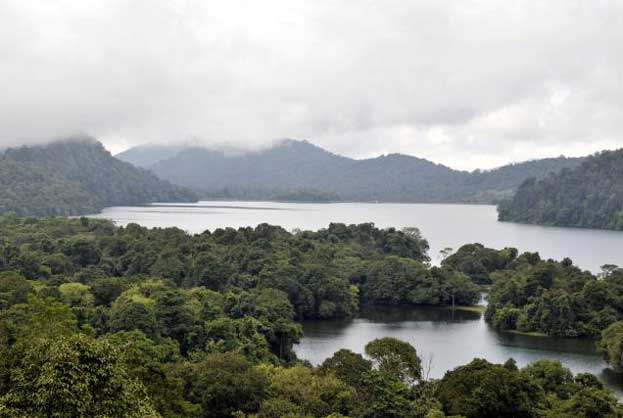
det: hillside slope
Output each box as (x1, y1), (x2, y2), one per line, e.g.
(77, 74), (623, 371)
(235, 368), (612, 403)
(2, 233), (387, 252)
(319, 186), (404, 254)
(498, 149), (623, 230)
(0, 138), (196, 216)
(121, 139), (583, 203)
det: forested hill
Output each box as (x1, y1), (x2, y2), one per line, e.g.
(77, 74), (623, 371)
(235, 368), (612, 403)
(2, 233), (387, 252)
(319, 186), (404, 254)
(0, 137), (196, 216)
(498, 149), (623, 230)
(118, 139), (583, 203)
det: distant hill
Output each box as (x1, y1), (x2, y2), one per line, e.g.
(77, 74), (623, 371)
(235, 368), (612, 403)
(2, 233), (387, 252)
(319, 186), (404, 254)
(118, 139), (584, 203)
(498, 149), (623, 230)
(115, 144), (188, 168)
(0, 138), (196, 216)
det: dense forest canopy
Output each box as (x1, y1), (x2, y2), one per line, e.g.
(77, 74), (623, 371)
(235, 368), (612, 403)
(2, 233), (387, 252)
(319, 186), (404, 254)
(0, 137), (196, 216)
(117, 140), (583, 203)
(1, 216), (622, 417)
(498, 148), (623, 230)
(443, 242), (623, 338)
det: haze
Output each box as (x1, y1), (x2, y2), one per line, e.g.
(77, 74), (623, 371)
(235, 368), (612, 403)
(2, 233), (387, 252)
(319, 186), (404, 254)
(1, 0), (622, 170)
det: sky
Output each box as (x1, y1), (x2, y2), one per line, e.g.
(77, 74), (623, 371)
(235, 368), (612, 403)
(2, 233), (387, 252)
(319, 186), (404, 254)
(1, 0), (622, 170)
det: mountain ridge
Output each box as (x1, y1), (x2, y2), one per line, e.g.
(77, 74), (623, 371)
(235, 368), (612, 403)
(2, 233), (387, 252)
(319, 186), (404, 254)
(117, 139), (585, 203)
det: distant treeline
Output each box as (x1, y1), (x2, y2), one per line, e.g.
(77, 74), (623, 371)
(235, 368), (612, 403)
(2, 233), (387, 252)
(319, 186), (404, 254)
(498, 149), (623, 230)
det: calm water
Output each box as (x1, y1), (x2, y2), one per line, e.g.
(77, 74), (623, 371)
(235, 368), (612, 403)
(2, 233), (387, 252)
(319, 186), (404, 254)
(91, 201), (623, 272)
(295, 306), (623, 394)
(90, 201), (623, 392)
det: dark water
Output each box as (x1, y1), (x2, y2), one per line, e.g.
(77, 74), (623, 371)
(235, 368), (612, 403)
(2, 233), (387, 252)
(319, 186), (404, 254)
(294, 306), (623, 395)
(90, 201), (623, 273)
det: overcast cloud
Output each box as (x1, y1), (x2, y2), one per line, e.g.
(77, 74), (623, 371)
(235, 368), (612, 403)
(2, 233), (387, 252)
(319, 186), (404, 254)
(1, 0), (622, 169)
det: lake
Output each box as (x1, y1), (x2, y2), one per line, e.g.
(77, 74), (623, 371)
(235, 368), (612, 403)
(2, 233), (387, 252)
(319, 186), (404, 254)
(89, 201), (623, 393)
(294, 305), (622, 395)
(91, 201), (623, 272)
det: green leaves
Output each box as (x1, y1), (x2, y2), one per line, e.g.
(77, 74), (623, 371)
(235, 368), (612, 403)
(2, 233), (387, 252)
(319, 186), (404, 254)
(365, 337), (422, 384)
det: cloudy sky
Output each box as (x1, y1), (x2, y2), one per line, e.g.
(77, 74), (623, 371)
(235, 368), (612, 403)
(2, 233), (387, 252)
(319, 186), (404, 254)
(1, 0), (622, 170)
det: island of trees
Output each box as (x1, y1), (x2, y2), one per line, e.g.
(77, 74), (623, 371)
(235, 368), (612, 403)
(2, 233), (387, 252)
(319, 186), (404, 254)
(498, 148), (623, 230)
(1, 216), (623, 417)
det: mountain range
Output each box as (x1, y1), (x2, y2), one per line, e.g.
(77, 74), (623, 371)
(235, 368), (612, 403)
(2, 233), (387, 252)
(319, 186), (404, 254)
(0, 137), (196, 216)
(117, 139), (584, 203)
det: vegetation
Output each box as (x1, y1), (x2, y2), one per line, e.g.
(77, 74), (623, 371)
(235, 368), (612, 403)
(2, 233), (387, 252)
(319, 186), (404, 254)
(498, 148), (623, 230)
(597, 321), (623, 373)
(0, 137), (196, 216)
(118, 139), (583, 203)
(0, 217), (621, 416)
(443, 243), (623, 338)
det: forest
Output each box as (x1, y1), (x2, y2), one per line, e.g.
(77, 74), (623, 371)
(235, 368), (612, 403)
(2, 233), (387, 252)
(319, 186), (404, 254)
(1, 216), (623, 417)
(498, 148), (623, 230)
(442, 242), (623, 346)
(0, 138), (196, 217)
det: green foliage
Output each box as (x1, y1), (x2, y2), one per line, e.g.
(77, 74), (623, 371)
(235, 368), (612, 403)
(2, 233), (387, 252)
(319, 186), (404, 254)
(0, 217), (622, 417)
(0, 138), (196, 217)
(437, 358), (544, 418)
(365, 337), (422, 384)
(363, 257), (479, 306)
(445, 244), (623, 339)
(499, 149), (623, 230)
(180, 352), (268, 418)
(318, 349), (373, 387)
(597, 321), (623, 373)
(258, 365), (356, 418)
(0, 334), (160, 417)
(442, 243), (518, 284)
(0, 272), (33, 310)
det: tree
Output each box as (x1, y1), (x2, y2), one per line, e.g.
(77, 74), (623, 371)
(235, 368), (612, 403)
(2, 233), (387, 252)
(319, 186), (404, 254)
(104, 331), (198, 418)
(0, 272), (33, 310)
(364, 337), (422, 384)
(258, 365), (355, 418)
(59, 282), (94, 307)
(108, 301), (159, 339)
(597, 321), (623, 372)
(437, 359), (543, 418)
(0, 334), (159, 417)
(319, 349), (373, 387)
(180, 352), (268, 418)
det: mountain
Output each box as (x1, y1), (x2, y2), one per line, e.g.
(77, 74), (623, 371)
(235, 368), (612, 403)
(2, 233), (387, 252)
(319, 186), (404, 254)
(0, 137), (196, 216)
(121, 139), (583, 203)
(115, 143), (188, 168)
(498, 149), (623, 230)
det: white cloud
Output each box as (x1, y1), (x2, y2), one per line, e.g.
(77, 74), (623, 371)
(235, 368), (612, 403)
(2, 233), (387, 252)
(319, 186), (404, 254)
(1, 0), (622, 169)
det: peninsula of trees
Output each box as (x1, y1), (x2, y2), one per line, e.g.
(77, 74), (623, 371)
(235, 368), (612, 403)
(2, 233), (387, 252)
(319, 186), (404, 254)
(498, 149), (623, 230)
(443, 242), (623, 338)
(0, 137), (196, 217)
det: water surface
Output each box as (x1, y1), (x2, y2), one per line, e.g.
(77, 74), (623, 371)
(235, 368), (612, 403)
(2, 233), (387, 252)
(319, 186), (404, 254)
(91, 201), (623, 272)
(295, 306), (623, 394)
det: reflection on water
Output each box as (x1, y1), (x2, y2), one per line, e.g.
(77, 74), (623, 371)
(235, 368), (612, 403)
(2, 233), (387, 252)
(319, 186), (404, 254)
(295, 305), (622, 396)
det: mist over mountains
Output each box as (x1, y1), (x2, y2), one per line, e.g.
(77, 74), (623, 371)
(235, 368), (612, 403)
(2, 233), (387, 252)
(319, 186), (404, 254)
(117, 139), (584, 203)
